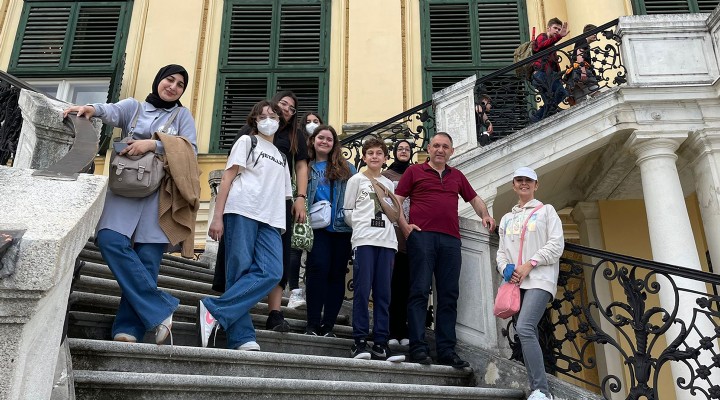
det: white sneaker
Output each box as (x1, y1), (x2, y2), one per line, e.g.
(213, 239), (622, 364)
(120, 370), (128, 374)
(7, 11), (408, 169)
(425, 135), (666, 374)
(237, 341), (261, 351)
(113, 333), (137, 343)
(155, 314), (173, 345)
(400, 338), (409, 346)
(527, 389), (553, 400)
(388, 339), (400, 346)
(198, 300), (218, 348)
(287, 288), (306, 310)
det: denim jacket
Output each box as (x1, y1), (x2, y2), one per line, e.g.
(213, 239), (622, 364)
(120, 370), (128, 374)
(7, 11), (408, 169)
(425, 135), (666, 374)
(307, 160), (356, 233)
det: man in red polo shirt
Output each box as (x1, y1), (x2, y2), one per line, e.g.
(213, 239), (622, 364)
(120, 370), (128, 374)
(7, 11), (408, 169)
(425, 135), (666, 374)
(395, 132), (495, 368)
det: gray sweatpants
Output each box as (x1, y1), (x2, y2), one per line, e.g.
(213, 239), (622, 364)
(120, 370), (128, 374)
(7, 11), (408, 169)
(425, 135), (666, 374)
(516, 288), (553, 397)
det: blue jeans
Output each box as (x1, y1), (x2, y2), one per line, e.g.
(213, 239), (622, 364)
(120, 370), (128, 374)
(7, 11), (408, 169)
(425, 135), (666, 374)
(406, 231), (461, 358)
(517, 289), (553, 397)
(202, 214), (282, 348)
(531, 70), (567, 122)
(352, 246), (395, 344)
(305, 229), (352, 333)
(96, 229), (179, 340)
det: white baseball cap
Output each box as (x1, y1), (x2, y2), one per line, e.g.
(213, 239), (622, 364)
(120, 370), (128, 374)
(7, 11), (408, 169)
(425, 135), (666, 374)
(513, 167), (538, 181)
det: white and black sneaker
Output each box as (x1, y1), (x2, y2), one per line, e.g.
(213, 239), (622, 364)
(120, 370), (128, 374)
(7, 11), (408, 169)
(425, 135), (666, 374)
(371, 343), (405, 363)
(351, 340), (371, 360)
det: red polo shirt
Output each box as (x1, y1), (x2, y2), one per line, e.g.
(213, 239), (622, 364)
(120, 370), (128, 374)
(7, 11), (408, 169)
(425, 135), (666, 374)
(395, 161), (478, 239)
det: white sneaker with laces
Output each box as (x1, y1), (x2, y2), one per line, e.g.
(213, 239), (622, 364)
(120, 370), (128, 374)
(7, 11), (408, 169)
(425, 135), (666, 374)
(198, 300), (218, 348)
(527, 389), (553, 400)
(287, 288), (306, 310)
(237, 341), (261, 351)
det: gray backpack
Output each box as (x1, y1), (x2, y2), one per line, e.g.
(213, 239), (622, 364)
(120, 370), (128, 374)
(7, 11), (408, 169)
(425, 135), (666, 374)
(108, 104), (180, 198)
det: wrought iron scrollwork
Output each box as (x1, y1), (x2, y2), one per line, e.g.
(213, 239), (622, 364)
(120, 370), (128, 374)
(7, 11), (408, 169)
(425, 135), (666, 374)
(0, 80), (23, 166)
(502, 242), (720, 399)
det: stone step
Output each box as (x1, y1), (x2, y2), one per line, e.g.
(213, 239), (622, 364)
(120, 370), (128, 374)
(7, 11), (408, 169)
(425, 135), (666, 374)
(73, 370), (525, 399)
(82, 241), (212, 270)
(79, 250), (216, 284)
(69, 309), (355, 349)
(69, 339), (471, 387)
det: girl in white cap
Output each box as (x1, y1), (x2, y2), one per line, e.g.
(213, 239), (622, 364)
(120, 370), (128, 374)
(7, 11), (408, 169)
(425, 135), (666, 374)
(496, 167), (564, 400)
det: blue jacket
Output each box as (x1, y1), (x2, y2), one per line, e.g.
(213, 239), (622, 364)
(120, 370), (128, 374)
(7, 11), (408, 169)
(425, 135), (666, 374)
(307, 160), (356, 233)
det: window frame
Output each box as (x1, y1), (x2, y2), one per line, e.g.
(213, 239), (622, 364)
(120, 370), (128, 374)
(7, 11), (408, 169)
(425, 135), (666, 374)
(210, 0), (331, 154)
(631, 0), (719, 14)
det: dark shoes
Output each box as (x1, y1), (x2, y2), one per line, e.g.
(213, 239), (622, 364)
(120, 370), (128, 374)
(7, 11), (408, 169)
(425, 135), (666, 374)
(351, 340), (371, 360)
(438, 353), (470, 369)
(408, 351), (432, 365)
(266, 310), (290, 332)
(371, 343), (405, 363)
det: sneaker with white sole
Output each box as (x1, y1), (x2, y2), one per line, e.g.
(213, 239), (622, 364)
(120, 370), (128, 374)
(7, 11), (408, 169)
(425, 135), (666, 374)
(370, 343), (405, 363)
(113, 333), (137, 343)
(198, 300), (218, 348)
(236, 341), (261, 351)
(350, 340), (371, 360)
(400, 338), (409, 346)
(387, 339), (400, 346)
(287, 288), (306, 310)
(527, 389), (553, 400)
(155, 314), (173, 345)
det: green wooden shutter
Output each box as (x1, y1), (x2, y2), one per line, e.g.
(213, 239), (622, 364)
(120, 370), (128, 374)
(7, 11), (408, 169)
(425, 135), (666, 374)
(15, 6), (71, 68)
(278, 4), (323, 65)
(218, 76), (270, 150)
(226, 4), (273, 66)
(427, 3), (473, 65)
(477, 1), (525, 65)
(644, 0), (692, 13)
(277, 75), (322, 118)
(697, 0), (720, 12)
(68, 5), (123, 67)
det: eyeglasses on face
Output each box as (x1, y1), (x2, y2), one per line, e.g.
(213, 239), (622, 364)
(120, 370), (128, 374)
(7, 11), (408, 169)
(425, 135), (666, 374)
(396, 147), (411, 152)
(278, 100), (297, 115)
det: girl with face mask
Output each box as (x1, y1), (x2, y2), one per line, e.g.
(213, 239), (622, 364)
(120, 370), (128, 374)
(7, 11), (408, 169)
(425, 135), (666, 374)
(199, 100), (293, 351)
(302, 111), (324, 137)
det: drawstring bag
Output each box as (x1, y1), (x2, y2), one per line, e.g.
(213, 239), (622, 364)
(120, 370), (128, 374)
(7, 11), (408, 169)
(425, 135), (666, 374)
(109, 105), (180, 198)
(493, 203), (544, 319)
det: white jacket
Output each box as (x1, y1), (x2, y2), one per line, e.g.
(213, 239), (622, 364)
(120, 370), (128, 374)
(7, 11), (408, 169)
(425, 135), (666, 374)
(496, 199), (564, 297)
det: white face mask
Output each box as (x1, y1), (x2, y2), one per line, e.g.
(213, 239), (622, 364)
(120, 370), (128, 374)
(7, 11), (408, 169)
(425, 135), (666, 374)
(257, 118), (279, 136)
(305, 122), (319, 135)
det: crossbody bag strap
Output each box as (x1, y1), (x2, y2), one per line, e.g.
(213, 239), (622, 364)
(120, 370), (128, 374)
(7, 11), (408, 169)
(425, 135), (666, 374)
(123, 102), (142, 139)
(517, 202), (544, 263)
(158, 107), (182, 133)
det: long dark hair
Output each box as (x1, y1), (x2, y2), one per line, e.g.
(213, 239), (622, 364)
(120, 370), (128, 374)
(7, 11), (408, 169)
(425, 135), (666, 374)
(271, 90), (299, 154)
(308, 125), (351, 181)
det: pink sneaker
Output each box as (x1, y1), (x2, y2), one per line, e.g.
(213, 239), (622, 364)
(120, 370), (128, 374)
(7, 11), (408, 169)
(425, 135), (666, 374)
(198, 300), (218, 348)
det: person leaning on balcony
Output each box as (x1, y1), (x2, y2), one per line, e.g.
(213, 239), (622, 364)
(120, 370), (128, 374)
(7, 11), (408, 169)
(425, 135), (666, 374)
(62, 64), (198, 345)
(529, 18), (570, 123)
(395, 132), (496, 368)
(496, 167), (564, 400)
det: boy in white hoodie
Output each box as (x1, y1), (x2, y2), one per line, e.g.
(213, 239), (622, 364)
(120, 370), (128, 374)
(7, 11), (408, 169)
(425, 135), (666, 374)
(343, 138), (403, 362)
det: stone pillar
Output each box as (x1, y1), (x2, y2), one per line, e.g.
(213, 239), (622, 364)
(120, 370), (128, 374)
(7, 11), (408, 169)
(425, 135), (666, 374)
(571, 202), (626, 400)
(198, 169), (224, 268)
(684, 130), (720, 270)
(14, 89), (102, 170)
(432, 74), (477, 157)
(627, 131), (718, 400)
(0, 166), (106, 400)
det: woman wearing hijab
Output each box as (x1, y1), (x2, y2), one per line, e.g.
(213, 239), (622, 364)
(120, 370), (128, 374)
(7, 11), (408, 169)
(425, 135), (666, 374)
(381, 140), (413, 346)
(63, 64), (198, 345)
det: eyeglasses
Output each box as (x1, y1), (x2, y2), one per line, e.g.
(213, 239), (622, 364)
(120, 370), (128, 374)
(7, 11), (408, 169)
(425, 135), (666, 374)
(396, 147), (411, 152)
(279, 100), (297, 115)
(257, 114), (280, 121)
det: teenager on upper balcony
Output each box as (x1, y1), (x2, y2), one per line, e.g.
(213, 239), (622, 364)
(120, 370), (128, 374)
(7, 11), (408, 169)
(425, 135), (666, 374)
(530, 18), (570, 123)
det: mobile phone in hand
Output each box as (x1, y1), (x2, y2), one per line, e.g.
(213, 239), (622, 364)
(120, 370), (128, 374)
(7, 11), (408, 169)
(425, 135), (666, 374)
(113, 142), (129, 153)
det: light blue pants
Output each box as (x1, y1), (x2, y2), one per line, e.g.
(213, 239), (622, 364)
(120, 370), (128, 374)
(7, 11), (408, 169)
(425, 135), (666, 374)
(516, 288), (553, 397)
(96, 229), (179, 340)
(202, 214), (282, 348)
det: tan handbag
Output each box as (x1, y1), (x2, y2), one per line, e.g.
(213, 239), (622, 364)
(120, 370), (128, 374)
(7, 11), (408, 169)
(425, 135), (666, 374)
(108, 105), (180, 198)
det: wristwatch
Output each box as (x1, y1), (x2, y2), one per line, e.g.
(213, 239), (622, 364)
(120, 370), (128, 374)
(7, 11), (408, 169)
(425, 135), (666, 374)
(529, 259), (538, 268)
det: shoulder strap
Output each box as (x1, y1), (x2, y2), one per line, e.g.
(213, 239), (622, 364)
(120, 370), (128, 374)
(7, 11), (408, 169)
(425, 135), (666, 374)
(124, 102), (142, 139)
(159, 107), (182, 133)
(247, 135), (258, 162)
(518, 203), (544, 263)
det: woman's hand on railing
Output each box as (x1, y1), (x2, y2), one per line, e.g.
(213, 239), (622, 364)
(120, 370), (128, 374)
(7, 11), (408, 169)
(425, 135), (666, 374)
(62, 105), (96, 119)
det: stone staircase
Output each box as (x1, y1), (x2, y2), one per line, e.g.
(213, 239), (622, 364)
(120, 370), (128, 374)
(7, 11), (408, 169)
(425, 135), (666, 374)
(66, 241), (526, 399)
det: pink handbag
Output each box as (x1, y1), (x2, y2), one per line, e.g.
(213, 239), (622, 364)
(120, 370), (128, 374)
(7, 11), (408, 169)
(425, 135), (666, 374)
(493, 203), (544, 319)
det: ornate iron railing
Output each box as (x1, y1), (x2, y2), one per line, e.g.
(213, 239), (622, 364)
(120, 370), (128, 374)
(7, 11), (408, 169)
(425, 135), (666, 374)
(339, 19), (626, 164)
(0, 72), (35, 166)
(504, 242), (720, 400)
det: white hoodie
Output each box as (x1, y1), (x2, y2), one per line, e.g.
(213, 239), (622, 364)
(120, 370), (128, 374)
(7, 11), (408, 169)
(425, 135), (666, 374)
(496, 198), (564, 297)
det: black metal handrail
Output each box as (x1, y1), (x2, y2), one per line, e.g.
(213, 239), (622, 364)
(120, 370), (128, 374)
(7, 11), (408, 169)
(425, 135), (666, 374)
(339, 19), (625, 168)
(504, 241), (720, 399)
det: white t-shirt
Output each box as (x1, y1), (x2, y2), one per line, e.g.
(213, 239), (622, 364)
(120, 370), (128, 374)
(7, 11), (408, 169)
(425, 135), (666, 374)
(343, 173), (398, 250)
(224, 135), (292, 232)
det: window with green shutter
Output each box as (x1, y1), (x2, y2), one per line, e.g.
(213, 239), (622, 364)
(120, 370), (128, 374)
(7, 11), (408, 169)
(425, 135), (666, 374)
(632, 0), (720, 14)
(211, 0), (331, 154)
(420, 0), (529, 101)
